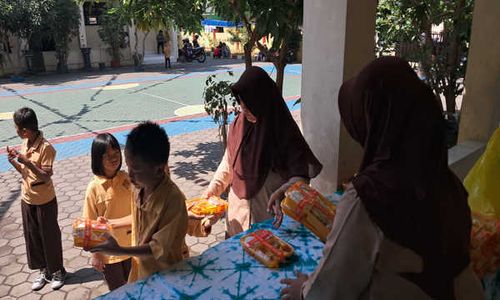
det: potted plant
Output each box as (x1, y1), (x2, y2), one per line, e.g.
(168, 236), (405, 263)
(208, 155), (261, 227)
(98, 13), (126, 68)
(203, 72), (238, 149)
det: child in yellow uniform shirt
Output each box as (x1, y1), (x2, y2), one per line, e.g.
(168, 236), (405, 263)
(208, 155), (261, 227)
(82, 133), (134, 290)
(90, 122), (189, 281)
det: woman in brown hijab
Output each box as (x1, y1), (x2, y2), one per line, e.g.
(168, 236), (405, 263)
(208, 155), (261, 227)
(280, 57), (484, 300)
(202, 66), (322, 237)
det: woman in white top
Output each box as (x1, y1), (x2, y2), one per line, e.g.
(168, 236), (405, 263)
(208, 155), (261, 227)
(278, 57), (484, 300)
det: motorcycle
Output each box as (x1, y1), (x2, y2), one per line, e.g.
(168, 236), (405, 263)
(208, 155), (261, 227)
(179, 46), (206, 63)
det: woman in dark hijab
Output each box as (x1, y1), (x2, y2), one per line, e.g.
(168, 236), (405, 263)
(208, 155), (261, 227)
(202, 66), (322, 237)
(280, 57), (484, 300)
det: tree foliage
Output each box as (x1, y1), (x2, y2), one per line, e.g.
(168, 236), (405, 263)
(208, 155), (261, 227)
(98, 12), (127, 62)
(376, 0), (474, 117)
(45, 0), (80, 71)
(203, 72), (237, 148)
(109, 0), (205, 66)
(0, 0), (80, 72)
(210, 0), (303, 92)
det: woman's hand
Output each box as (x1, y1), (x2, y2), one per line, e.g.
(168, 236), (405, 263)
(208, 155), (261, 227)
(91, 253), (105, 272)
(268, 177), (308, 228)
(200, 189), (214, 199)
(280, 271), (309, 300)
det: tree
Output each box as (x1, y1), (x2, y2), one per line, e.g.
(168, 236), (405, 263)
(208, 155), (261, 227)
(1, 0), (80, 73)
(0, 0), (53, 73)
(112, 0), (204, 67)
(203, 72), (238, 148)
(45, 0), (80, 72)
(210, 0), (303, 92)
(98, 12), (127, 66)
(376, 0), (474, 120)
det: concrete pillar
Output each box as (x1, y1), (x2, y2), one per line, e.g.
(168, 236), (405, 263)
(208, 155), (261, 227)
(458, 0), (500, 143)
(128, 21), (137, 54)
(301, 0), (377, 194)
(77, 4), (88, 48)
(170, 27), (179, 63)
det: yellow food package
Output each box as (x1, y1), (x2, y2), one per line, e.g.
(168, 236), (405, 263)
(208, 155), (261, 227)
(187, 196), (228, 216)
(470, 213), (500, 278)
(73, 218), (110, 249)
(281, 181), (336, 242)
(464, 128), (500, 218)
(240, 229), (294, 268)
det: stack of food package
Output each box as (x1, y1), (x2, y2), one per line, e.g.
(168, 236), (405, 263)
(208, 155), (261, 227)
(240, 229), (294, 268)
(73, 218), (110, 249)
(187, 196), (228, 216)
(281, 181), (336, 242)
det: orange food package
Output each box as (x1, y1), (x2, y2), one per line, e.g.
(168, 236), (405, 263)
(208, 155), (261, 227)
(73, 218), (110, 249)
(281, 181), (336, 242)
(187, 196), (228, 216)
(240, 229), (294, 268)
(470, 213), (500, 278)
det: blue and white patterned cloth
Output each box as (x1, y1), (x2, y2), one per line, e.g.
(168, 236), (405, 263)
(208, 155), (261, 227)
(96, 190), (500, 300)
(97, 215), (325, 300)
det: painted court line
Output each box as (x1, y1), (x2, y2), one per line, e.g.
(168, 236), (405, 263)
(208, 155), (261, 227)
(138, 92), (190, 106)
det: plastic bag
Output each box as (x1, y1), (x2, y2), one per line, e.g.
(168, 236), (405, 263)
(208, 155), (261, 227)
(464, 128), (500, 218)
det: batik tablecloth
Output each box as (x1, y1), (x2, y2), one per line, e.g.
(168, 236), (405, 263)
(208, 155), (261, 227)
(98, 216), (325, 300)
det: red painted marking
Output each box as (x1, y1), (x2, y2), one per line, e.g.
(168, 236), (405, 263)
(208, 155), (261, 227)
(0, 95), (300, 155)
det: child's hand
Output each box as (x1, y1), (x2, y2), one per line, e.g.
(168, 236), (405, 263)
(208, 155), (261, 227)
(97, 216), (108, 224)
(186, 202), (204, 220)
(16, 153), (29, 165)
(6, 146), (18, 163)
(204, 212), (223, 227)
(89, 234), (122, 256)
(91, 253), (105, 272)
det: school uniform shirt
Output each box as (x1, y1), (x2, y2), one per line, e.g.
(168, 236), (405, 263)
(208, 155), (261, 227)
(163, 42), (171, 57)
(129, 176), (188, 281)
(20, 131), (56, 205)
(83, 170), (133, 264)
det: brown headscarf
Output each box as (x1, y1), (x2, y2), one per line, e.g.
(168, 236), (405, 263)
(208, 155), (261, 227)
(339, 57), (471, 299)
(228, 66), (322, 199)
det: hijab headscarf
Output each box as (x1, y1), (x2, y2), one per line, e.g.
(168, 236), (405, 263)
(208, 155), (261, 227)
(228, 66), (322, 199)
(339, 57), (471, 299)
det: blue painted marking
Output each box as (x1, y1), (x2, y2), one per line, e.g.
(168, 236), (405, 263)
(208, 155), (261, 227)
(0, 101), (300, 173)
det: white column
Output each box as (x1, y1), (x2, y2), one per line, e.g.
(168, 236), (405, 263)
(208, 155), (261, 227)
(301, 0), (377, 194)
(458, 0), (500, 143)
(128, 21), (137, 53)
(77, 4), (88, 48)
(170, 27), (179, 63)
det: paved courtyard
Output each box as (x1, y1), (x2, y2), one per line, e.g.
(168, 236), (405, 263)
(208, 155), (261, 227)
(0, 59), (302, 299)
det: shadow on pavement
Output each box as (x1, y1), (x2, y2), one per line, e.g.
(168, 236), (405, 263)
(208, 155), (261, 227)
(171, 141), (224, 187)
(0, 181), (20, 222)
(65, 267), (103, 285)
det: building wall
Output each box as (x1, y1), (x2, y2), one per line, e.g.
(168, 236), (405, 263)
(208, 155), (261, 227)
(0, 24), (144, 76)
